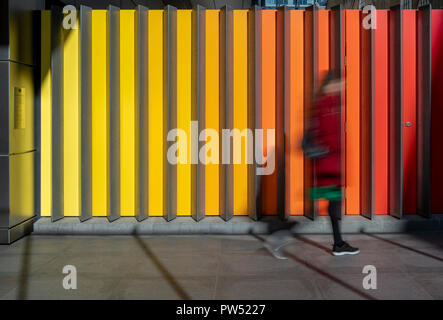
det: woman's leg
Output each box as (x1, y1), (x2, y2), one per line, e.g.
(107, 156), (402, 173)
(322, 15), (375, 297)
(328, 200), (344, 246)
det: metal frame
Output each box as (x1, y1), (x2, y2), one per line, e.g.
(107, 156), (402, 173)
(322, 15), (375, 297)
(253, 5), (262, 220)
(136, 5), (149, 222)
(219, 5), (233, 221)
(50, 6), (64, 222)
(417, 3), (432, 218)
(79, 5), (92, 222)
(303, 5), (315, 220)
(165, 5), (177, 222)
(360, 8), (372, 220)
(276, 6), (287, 220)
(35, 10), (43, 221)
(248, 5), (260, 221)
(194, 5), (205, 221)
(370, 5), (376, 219)
(108, 5), (120, 222)
(283, 4), (292, 219)
(389, 4), (403, 219)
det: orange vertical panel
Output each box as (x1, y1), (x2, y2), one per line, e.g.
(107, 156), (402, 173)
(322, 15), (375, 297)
(373, 10), (389, 214)
(317, 10), (330, 84)
(402, 10), (417, 214)
(260, 10), (277, 215)
(345, 10), (360, 215)
(285, 10), (304, 215)
(316, 10), (330, 215)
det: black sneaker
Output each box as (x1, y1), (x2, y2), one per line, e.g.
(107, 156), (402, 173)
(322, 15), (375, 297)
(332, 242), (360, 256)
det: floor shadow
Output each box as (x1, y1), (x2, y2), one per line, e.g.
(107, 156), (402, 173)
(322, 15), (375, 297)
(132, 230), (191, 300)
(250, 233), (377, 300)
(292, 234), (332, 255)
(361, 230), (443, 263)
(16, 235), (31, 300)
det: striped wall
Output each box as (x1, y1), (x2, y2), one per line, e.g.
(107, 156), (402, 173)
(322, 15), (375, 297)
(40, 6), (443, 221)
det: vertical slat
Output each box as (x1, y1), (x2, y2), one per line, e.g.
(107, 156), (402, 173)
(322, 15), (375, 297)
(431, 9), (443, 214)
(402, 9), (417, 215)
(80, 5), (93, 221)
(92, 10), (109, 217)
(276, 7), (285, 220)
(176, 9), (193, 217)
(303, 5), (314, 220)
(108, 5), (120, 222)
(285, 9), (304, 216)
(204, 9), (221, 217)
(389, 5), (403, 219)
(360, 9), (372, 219)
(311, 4), (319, 219)
(254, 6), (263, 219)
(165, 5), (177, 221)
(148, 10), (165, 217)
(203, 10), (222, 216)
(41, 10), (52, 217)
(232, 10), (249, 216)
(194, 5), (205, 221)
(331, 4), (345, 217)
(51, 7), (64, 222)
(63, 7), (80, 217)
(345, 10), (361, 215)
(417, 4), (431, 218)
(248, 6), (259, 220)
(259, 9), (277, 216)
(316, 9), (330, 216)
(120, 9), (136, 217)
(372, 10), (389, 215)
(219, 5), (233, 221)
(136, 5), (149, 221)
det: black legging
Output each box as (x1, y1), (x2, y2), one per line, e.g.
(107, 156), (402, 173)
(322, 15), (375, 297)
(329, 200), (344, 246)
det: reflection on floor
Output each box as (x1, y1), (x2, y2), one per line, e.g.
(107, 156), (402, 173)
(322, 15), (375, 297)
(1, 233), (443, 299)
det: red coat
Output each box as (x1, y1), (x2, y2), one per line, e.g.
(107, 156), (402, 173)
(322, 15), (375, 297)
(311, 93), (342, 187)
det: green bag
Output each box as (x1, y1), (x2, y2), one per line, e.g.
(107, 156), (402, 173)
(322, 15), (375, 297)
(310, 186), (342, 201)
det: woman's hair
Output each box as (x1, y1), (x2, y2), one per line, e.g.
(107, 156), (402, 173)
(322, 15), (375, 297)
(316, 69), (340, 97)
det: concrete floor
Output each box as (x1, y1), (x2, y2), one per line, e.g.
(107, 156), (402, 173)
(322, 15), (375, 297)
(1, 232), (443, 300)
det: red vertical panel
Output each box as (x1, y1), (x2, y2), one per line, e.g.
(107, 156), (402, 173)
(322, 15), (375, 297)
(431, 10), (443, 213)
(373, 10), (389, 214)
(402, 10), (417, 214)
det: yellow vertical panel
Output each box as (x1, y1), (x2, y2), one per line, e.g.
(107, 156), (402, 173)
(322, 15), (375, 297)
(176, 10), (192, 216)
(63, 20), (80, 217)
(91, 10), (108, 216)
(233, 11), (249, 215)
(120, 10), (136, 216)
(41, 11), (52, 217)
(205, 10), (220, 215)
(148, 10), (164, 216)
